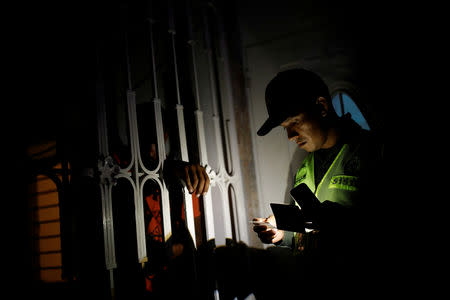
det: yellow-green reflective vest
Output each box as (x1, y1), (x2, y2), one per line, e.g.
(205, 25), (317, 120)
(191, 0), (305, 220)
(294, 143), (360, 206)
(293, 143), (361, 254)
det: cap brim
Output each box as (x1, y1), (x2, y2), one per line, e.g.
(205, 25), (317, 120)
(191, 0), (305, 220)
(257, 118), (278, 136)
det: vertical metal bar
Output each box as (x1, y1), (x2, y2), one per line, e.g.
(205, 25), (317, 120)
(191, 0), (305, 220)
(146, 18), (165, 174)
(126, 90), (147, 262)
(168, 0), (196, 247)
(147, 18), (159, 100)
(102, 185), (117, 270)
(95, 67), (109, 156)
(186, 0), (216, 243)
(202, 8), (225, 174)
(170, 35), (182, 106)
(186, 0), (201, 111)
(212, 3), (250, 244)
(168, 0), (181, 106)
(176, 104), (190, 161)
(202, 6), (232, 241)
(154, 99), (173, 241)
(148, 2), (172, 243)
(96, 47), (116, 298)
(176, 106), (196, 245)
(123, 8), (148, 261)
(228, 183), (240, 241)
(194, 112), (216, 241)
(186, 1), (207, 162)
(202, 8), (218, 115)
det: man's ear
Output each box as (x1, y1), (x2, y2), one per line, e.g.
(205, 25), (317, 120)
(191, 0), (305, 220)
(316, 97), (329, 117)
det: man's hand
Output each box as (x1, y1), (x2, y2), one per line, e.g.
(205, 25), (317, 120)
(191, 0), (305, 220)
(164, 160), (211, 197)
(183, 163), (210, 196)
(252, 215), (284, 244)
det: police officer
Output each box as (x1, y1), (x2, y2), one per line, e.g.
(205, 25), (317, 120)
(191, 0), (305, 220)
(252, 68), (384, 296)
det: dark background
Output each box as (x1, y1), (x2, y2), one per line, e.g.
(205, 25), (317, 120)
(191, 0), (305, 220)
(5, 0), (444, 298)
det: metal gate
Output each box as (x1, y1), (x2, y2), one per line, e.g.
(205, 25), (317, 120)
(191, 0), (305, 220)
(95, 0), (249, 297)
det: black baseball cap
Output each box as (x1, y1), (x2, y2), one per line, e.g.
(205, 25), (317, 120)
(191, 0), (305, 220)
(257, 68), (330, 136)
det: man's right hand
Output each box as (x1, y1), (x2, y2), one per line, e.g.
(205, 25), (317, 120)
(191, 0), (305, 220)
(252, 215), (284, 244)
(163, 160), (210, 197)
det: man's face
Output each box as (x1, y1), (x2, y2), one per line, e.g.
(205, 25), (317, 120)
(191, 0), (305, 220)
(281, 111), (327, 152)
